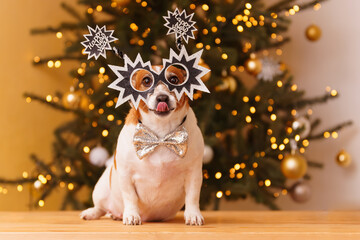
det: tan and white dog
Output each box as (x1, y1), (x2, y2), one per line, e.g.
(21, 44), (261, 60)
(80, 66), (204, 225)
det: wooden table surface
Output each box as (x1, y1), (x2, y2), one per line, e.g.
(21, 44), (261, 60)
(0, 211), (359, 240)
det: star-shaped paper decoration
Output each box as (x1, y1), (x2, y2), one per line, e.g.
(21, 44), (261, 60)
(108, 47), (210, 109)
(108, 54), (153, 109)
(159, 47), (210, 101)
(163, 8), (197, 43)
(81, 25), (118, 60)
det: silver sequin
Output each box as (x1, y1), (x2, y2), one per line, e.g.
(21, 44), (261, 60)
(133, 123), (188, 159)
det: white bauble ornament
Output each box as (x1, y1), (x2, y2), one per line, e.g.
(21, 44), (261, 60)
(89, 146), (109, 167)
(292, 117), (311, 138)
(105, 155), (114, 168)
(203, 145), (214, 164)
(290, 181), (312, 203)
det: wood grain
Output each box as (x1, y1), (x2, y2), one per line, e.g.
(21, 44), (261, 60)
(0, 211), (359, 240)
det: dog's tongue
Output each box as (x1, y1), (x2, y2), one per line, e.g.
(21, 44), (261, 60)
(156, 102), (169, 112)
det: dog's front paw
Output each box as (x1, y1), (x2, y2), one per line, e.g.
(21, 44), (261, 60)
(184, 210), (204, 226)
(123, 211), (142, 225)
(80, 207), (104, 220)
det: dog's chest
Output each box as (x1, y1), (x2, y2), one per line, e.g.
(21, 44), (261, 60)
(132, 147), (187, 202)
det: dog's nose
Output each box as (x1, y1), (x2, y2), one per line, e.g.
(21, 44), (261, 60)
(156, 94), (169, 102)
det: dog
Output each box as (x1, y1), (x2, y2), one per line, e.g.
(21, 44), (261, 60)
(80, 65), (205, 225)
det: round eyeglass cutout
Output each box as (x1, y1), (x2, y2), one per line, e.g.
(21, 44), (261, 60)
(130, 68), (155, 92)
(165, 63), (189, 86)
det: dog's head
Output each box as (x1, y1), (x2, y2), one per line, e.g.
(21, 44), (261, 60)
(129, 65), (189, 121)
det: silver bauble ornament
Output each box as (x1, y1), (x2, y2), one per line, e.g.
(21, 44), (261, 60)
(89, 146), (109, 167)
(292, 117), (311, 138)
(203, 145), (214, 164)
(290, 181), (311, 203)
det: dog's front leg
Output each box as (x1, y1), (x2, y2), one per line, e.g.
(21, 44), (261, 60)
(119, 173), (142, 225)
(184, 161), (204, 225)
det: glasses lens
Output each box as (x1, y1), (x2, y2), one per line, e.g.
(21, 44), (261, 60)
(165, 64), (188, 86)
(130, 69), (154, 92)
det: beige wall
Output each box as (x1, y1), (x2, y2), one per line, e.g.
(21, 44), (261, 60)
(1, 0), (359, 211)
(0, 0), (74, 210)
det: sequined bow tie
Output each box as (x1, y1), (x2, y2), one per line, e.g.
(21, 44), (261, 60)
(133, 123), (188, 159)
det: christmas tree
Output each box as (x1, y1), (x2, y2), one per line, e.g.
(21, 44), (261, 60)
(0, 0), (352, 210)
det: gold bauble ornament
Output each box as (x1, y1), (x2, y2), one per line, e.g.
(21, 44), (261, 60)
(336, 150), (352, 167)
(281, 153), (308, 179)
(62, 91), (81, 109)
(80, 94), (91, 111)
(305, 24), (322, 41)
(244, 55), (262, 75)
(199, 59), (211, 82)
(215, 76), (237, 93)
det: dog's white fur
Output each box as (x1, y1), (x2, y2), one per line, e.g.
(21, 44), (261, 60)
(80, 81), (204, 225)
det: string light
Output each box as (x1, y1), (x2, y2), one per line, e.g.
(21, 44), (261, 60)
(330, 90), (338, 96)
(56, 32), (63, 39)
(249, 170), (254, 176)
(211, 26), (218, 32)
(38, 174), (47, 184)
(215, 104), (222, 110)
(54, 60), (61, 68)
(26, 97), (32, 103)
(243, 96), (249, 102)
(141, 1), (147, 7)
(245, 115), (252, 123)
(231, 110), (237, 116)
(96, 5), (103, 12)
(264, 179), (271, 187)
(277, 80), (283, 87)
(225, 190), (231, 196)
(196, 43), (203, 48)
(293, 5), (300, 12)
(270, 114), (277, 121)
(216, 191), (223, 198)
(279, 144), (285, 151)
(102, 129), (109, 137)
(303, 139), (309, 147)
(332, 132), (338, 139)
(295, 134), (300, 141)
(215, 172), (222, 179)
(38, 200), (45, 207)
(314, 3), (321, 11)
(68, 183), (74, 190)
(83, 146), (90, 153)
(130, 23), (139, 32)
(107, 115), (115, 121)
(237, 26), (244, 32)
(33, 56), (40, 63)
(190, 4), (196, 10)
(221, 53), (228, 60)
(22, 171), (28, 178)
(65, 166), (71, 173)
(245, 3), (252, 9)
(47, 60), (54, 68)
(202, 4), (209, 11)
(17, 185), (23, 192)
(236, 173), (243, 179)
(87, 8), (93, 14)
(234, 163), (240, 170)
